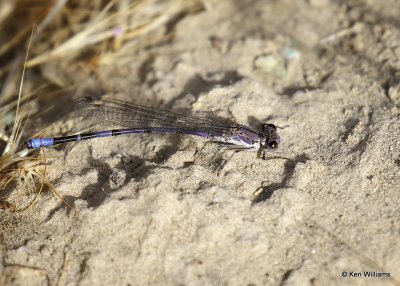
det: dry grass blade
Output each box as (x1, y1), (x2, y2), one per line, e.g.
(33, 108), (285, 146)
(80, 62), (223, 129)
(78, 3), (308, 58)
(0, 29), (72, 211)
(26, 0), (204, 67)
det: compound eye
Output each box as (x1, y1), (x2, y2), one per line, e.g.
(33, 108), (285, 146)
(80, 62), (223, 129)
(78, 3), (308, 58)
(264, 123), (277, 131)
(268, 141), (278, 150)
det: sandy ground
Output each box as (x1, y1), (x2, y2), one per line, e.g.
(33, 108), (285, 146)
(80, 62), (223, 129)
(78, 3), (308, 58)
(1, 0), (400, 285)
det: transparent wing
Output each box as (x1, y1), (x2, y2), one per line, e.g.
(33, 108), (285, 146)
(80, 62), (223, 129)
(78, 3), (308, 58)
(76, 96), (233, 133)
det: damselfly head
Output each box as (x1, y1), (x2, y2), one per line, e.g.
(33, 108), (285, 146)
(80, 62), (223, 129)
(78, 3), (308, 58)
(261, 123), (280, 152)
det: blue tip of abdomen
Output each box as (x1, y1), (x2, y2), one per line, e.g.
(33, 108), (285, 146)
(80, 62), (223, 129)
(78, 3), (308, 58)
(26, 138), (54, 148)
